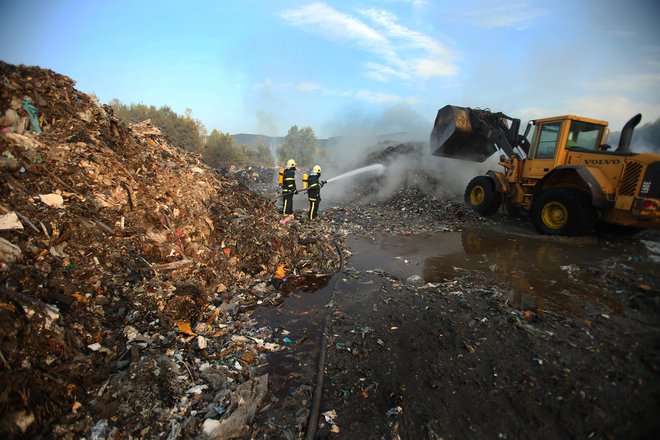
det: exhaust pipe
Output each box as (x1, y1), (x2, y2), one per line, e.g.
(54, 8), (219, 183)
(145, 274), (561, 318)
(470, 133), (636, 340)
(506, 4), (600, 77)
(616, 113), (642, 152)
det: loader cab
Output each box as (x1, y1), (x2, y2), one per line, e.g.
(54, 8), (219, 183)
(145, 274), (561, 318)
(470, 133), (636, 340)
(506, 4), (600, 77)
(524, 115), (608, 179)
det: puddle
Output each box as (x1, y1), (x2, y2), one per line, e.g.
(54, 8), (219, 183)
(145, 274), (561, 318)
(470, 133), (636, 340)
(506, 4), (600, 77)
(348, 226), (658, 317)
(346, 232), (464, 276)
(249, 226), (658, 402)
(251, 274), (335, 398)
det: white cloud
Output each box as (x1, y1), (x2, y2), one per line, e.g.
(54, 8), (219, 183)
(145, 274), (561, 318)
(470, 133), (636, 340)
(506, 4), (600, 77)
(591, 73), (660, 93)
(463, 0), (549, 30)
(363, 62), (412, 82)
(253, 79), (293, 90)
(354, 90), (417, 105)
(258, 78), (415, 105)
(372, 0), (430, 8)
(567, 96), (660, 130)
(358, 7), (456, 78)
(412, 58), (456, 78)
(519, 96), (660, 133)
(297, 81), (322, 92)
(280, 3), (391, 55)
(280, 2), (456, 82)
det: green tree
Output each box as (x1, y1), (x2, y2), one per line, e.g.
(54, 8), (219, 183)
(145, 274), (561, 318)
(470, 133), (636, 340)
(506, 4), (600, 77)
(203, 129), (248, 168)
(108, 99), (206, 152)
(277, 125), (318, 167)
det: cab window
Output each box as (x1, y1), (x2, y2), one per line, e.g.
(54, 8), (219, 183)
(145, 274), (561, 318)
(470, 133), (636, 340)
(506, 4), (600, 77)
(567, 121), (604, 151)
(534, 122), (561, 159)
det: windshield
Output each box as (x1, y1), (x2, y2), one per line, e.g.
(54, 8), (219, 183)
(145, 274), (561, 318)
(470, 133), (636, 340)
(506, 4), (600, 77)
(533, 122), (561, 159)
(567, 121), (605, 150)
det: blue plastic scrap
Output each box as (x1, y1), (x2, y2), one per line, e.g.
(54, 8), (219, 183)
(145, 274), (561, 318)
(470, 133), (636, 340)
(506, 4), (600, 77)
(22, 99), (42, 133)
(22, 99), (42, 134)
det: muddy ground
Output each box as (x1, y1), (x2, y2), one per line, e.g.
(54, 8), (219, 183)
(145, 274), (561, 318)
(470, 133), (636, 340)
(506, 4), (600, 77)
(247, 179), (660, 440)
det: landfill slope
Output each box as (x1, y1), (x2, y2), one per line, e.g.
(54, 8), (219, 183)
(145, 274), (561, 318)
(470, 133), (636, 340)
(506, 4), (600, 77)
(0, 61), (341, 438)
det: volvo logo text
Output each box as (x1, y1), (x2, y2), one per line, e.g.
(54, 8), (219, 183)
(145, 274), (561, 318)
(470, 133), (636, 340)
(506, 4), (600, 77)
(584, 159), (621, 165)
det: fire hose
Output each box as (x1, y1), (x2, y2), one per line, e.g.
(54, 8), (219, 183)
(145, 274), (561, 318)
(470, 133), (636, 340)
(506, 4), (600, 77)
(304, 240), (343, 439)
(269, 181), (327, 204)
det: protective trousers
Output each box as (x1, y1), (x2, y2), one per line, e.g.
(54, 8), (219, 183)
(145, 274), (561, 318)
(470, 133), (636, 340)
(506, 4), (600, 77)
(308, 198), (319, 220)
(282, 193), (294, 215)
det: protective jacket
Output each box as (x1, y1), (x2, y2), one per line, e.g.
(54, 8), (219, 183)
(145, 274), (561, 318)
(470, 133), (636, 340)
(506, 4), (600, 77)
(307, 174), (322, 200)
(282, 168), (297, 194)
(307, 174), (324, 220)
(281, 167), (297, 216)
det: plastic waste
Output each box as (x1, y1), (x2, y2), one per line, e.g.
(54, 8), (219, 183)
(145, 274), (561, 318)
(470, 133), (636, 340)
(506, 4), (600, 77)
(22, 98), (42, 134)
(90, 419), (109, 440)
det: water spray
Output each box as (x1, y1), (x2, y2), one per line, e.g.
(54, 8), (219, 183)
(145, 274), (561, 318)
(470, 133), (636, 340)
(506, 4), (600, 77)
(296, 163), (386, 193)
(325, 163), (385, 183)
(271, 164), (386, 203)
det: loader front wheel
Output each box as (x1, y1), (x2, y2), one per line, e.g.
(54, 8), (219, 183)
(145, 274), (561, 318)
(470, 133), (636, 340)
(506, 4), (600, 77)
(531, 188), (596, 236)
(464, 176), (501, 216)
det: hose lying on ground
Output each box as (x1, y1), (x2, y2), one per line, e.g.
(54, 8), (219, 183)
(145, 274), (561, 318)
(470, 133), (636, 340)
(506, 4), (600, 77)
(305, 240), (343, 440)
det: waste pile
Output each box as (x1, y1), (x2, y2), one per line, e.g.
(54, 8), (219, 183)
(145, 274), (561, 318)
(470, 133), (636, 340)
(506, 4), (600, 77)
(220, 166), (277, 186)
(320, 141), (486, 236)
(220, 166), (280, 206)
(0, 61), (343, 438)
(325, 186), (484, 237)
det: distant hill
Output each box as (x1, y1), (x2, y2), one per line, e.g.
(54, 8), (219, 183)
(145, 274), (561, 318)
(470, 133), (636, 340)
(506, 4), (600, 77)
(231, 132), (421, 149)
(231, 134), (285, 148)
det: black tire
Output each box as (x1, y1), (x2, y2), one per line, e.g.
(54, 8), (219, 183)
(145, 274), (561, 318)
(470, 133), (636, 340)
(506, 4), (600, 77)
(464, 176), (501, 216)
(531, 188), (596, 236)
(504, 200), (523, 218)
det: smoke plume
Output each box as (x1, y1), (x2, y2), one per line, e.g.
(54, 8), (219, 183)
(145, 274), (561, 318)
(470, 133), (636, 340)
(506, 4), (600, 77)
(317, 104), (501, 204)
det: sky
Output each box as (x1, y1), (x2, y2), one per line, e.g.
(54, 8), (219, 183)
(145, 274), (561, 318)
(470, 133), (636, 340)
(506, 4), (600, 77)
(1, 0), (660, 139)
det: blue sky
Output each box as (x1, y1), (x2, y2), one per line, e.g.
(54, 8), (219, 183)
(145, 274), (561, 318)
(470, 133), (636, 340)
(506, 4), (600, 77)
(1, 0), (659, 138)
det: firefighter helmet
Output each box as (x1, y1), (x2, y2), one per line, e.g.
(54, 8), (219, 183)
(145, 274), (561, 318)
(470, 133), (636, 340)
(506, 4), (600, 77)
(286, 159), (296, 168)
(312, 165), (321, 174)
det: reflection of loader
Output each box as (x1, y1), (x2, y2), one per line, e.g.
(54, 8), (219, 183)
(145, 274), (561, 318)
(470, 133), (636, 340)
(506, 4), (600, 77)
(431, 105), (660, 235)
(423, 228), (618, 316)
(423, 228), (555, 311)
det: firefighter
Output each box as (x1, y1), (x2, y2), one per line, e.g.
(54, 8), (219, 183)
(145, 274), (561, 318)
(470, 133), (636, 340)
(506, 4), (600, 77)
(281, 159), (298, 216)
(307, 165), (326, 220)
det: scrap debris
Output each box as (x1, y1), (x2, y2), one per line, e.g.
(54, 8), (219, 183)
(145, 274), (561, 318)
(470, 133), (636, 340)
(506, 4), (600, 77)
(0, 61), (342, 438)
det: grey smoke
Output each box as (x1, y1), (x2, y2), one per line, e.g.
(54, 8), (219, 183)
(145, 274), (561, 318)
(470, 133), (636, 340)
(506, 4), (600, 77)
(319, 104), (500, 204)
(320, 104), (431, 173)
(323, 103), (431, 139)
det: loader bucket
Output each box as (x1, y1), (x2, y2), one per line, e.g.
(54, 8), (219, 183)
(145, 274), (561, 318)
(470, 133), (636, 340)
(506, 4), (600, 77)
(430, 105), (498, 162)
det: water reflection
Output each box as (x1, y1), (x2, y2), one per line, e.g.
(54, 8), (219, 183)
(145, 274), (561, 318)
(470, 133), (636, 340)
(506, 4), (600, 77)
(251, 274), (335, 389)
(423, 227), (628, 317)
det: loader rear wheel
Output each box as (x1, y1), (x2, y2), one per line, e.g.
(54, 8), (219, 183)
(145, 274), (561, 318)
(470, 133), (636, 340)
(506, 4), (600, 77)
(531, 188), (596, 236)
(464, 176), (501, 216)
(504, 200), (523, 218)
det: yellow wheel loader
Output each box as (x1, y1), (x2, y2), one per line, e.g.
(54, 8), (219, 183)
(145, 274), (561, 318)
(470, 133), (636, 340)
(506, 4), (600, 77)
(431, 105), (660, 235)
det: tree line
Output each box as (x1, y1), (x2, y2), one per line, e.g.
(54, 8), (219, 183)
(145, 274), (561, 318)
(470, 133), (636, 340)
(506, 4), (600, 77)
(108, 99), (324, 169)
